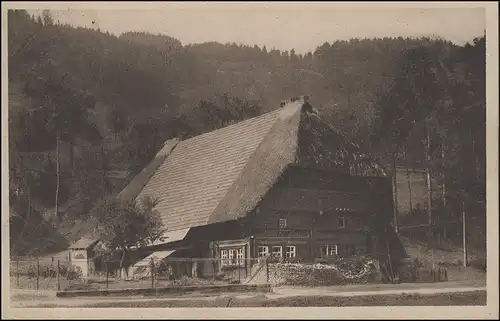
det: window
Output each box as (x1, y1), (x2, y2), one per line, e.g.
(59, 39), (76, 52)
(285, 246), (296, 258)
(258, 246), (269, 258)
(320, 245), (338, 257)
(272, 246), (283, 258)
(278, 218), (287, 229)
(338, 216), (346, 228)
(221, 249), (229, 266)
(237, 248), (244, 265)
(228, 249), (236, 265)
(221, 248), (245, 267)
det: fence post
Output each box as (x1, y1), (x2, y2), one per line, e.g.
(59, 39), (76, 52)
(150, 258), (155, 289)
(36, 257), (40, 290)
(238, 260), (241, 283)
(265, 256), (270, 284)
(57, 260), (60, 291)
(16, 257), (20, 287)
(105, 262), (109, 289)
(212, 258), (217, 281)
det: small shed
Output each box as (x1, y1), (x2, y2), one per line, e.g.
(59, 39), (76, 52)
(68, 237), (99, 277)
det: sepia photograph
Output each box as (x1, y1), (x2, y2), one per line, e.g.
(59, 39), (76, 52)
(2, 1), (498, 319)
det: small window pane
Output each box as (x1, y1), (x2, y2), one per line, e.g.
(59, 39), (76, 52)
(258, 246), (269, 257)
(338, 217), (345, 228)
(221, 249), (228, 266)
(237, 248), (244, 265)
(272, 246), (283, 258)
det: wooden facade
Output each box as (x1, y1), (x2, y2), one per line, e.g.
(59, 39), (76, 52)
(204, 165), (395, 269)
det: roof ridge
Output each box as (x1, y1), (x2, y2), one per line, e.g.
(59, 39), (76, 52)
(178, 105), (285, 145)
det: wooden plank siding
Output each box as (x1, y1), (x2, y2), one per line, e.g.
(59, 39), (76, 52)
(246, 166), (392, 261)
(191, 167), (393, 263)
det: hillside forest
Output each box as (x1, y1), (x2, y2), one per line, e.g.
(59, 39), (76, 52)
(7, 10), (486, 257)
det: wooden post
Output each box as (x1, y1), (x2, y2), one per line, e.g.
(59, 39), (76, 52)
(36, 257), (40, 290)
(105, 262), (109, 289)
(425, 119), (433, 226)
(55, 131), (60, 221)
(245, 243), (248, 279)
(238, 259), (241, 283)
(385, 230), (395, 283)
(212, 258), (215, 281)
(392, 151), (399, 233)
(441, 143), (447, 210)
(310, 211), (316, 260)
(150, 258), (155, 288)
(57, 260), (60, 291)
(265, 256), (270, 284)
(16, 257), (20, 287)
(425, 119), (434, 268)
(462, 202), (467, 268)
(404, 144), (413, 215)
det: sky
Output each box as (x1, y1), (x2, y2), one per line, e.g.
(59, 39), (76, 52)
(25, 3), (487, 54)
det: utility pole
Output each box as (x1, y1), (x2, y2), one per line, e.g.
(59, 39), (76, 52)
(404, 144), (413, 215)
(55, 131), (60, 220)
(462, 201), (467, 268)
(425, 119), (434, 267)
(392, 150), (399, 233)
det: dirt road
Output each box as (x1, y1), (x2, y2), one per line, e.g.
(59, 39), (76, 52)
(9, 281), (487, 308)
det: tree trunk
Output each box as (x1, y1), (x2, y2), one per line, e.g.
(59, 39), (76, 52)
(69, 140), (74, 177)
(441, 142), (447, 209)
(55, 131), (60, 221)
(120, 248), (128, 279)
(101, 145), (109, 195)
(470, 128), (480, 183)
(391, 150), (399, 233)
(441, 141), (447, 243)
(425, 119), (434, 265)
(404, 144), (413, 215)
(425, 120), (433, 225)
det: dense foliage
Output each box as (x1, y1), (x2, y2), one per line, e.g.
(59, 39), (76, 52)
(88, 196), (165, 272)
(8, 10), (485, 255)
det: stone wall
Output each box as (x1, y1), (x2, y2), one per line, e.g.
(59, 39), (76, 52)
(267, 259), (379, 286)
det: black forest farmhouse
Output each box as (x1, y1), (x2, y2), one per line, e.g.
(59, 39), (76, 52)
(117, 96), (407, 278)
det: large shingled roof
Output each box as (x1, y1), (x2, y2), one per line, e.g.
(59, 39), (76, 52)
(121, 97), (387, 232)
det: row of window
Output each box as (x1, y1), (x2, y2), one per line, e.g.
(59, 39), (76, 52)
(258, 245), (296, 258)
(320, 244), (363, 256)
(220, 243), (363, 266)
(220, 248), (245, 267)
(257, 244), (360, 259)
(278, 217), (346, 229)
